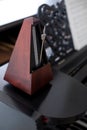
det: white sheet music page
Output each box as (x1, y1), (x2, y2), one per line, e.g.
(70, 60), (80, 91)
(65, 0), (87, 50)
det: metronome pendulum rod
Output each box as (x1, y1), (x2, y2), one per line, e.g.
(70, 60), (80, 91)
(32, 26), (39, 66)
(40, 25), (46, 63)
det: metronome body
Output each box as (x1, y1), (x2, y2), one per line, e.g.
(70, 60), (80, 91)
(4, 17), (53, 95)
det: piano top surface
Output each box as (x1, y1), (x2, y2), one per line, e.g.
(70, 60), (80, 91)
(0, 63), (87, 124)
(0, 101), (37, 130)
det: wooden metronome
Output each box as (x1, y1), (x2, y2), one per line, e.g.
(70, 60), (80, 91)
(4, 17), (53, 95)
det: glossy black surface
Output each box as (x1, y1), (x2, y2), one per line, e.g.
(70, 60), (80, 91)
(1, 63), (87, 125)
(36, 70), (87, 118)
(0, 101), (36, 130)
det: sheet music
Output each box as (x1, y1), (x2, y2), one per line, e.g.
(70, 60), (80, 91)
(65, 0), (87, 50)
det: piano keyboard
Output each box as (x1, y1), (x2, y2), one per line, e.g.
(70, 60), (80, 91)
(57, 49), (87, 130)
(65, 112), (87, 130)
(37, 112), (87, 130)
(52, 112), (87, 130)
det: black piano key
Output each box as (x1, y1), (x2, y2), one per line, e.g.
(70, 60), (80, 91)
(69, 124), (82, 130)
(80, 117), (87, 124)
(75, 120), (87, 129)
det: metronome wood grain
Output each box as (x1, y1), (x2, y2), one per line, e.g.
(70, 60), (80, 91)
(4, 17), (53, 95)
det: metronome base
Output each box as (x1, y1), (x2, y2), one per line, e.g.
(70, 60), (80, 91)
(4, 63), (53, 95)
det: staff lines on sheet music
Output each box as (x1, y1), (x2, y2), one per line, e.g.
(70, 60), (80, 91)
(65, 0), (87, 49)
(67, 0), (87, 8)
(71, 10), (87, 17)
(73, 21), (87, 29)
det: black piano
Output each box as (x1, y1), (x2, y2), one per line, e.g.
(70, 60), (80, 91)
(0, 0), (87, 130)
